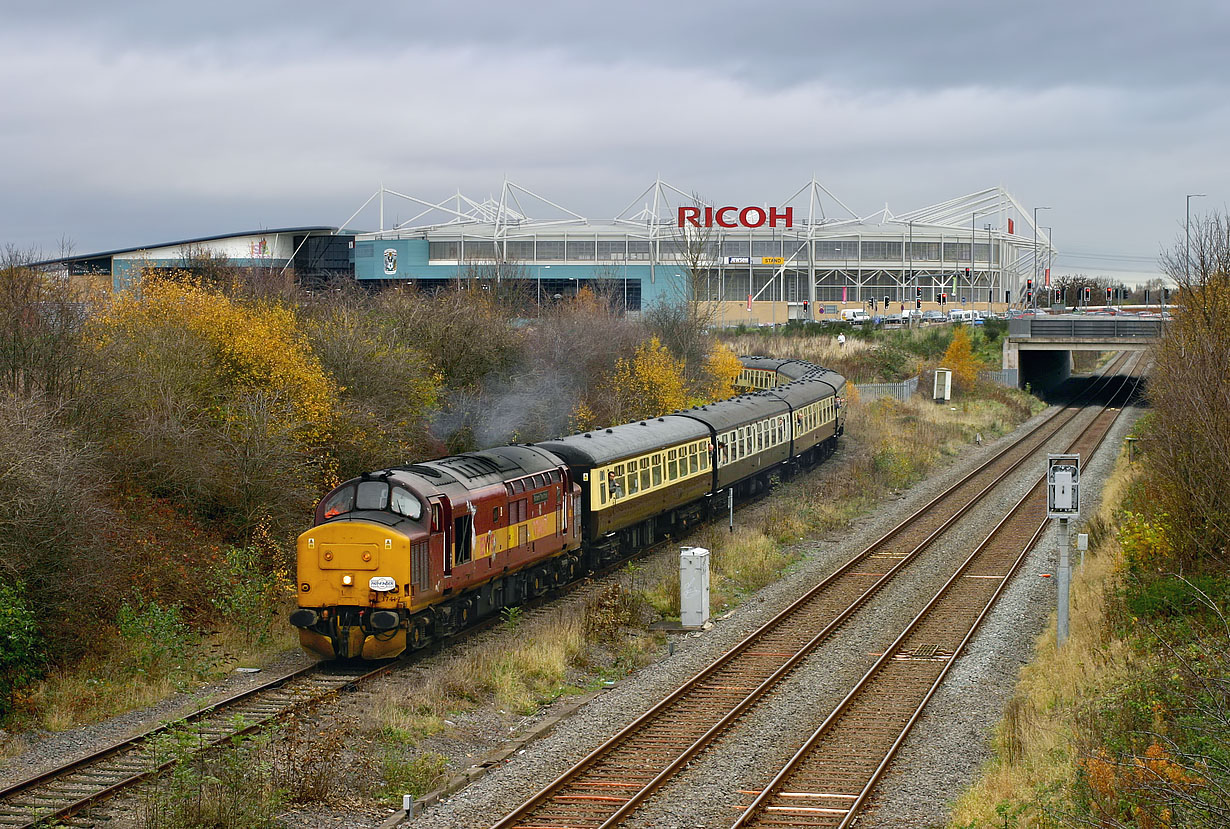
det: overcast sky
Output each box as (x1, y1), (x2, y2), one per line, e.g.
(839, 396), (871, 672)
(5, 0), (1227, 282)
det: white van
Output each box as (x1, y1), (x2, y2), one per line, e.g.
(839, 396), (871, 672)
(839, 309), (871, 324)
(948, 309), (976, 323)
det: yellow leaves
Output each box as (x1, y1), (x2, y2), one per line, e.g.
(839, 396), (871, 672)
(89, 272), (337, 450)
(608, 336), (688, 423)
(694, 342), (744, 404)
(941, 325), (982, 392)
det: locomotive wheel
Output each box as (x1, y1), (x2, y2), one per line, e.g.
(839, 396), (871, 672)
(408, 618), (429, 650)
(528, 568), (548, 597)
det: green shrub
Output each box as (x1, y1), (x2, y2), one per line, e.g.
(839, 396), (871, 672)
(382, 751), (449, 800)
(1122, 574), (1228, 620)
(117, 600), (198, 676)
(0, 581), (42, 719)
(139, 722), (284, 829)
(208, 545), (281, 642)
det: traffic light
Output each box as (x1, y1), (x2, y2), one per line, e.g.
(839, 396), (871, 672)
(883, 295), (890, 310)
(1027, 278), (1033, 293)
(1163, 287), (1170, 303)
(915, 299), (921, 311)
(964, 267), (971, 278)
(1106, 287), (1112, 302)
(1055, 287), (1063, 304)
(940, 293), (947, 306)
(916, 286), (922, 300)
(802, 300), (809, 313)
(1084, 286), (1091, 302)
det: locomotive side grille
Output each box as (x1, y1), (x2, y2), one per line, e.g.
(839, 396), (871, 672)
(411, 541), (430, 592)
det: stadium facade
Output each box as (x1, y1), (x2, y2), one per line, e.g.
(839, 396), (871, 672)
(45, 179), (1056, 321)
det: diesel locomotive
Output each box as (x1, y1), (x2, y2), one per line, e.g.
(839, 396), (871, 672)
(290, 356), (845, 660)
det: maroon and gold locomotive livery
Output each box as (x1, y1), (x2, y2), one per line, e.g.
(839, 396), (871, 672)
(293, 356), (845, 660)
(292, 445), (580, 659)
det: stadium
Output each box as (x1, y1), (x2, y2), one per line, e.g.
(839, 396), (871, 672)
(50, 178), (1056, 323)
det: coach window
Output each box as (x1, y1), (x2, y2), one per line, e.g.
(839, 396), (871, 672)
(640, 458), (651, 491)
(693, 445), (702, 472)
(700, 448), (709, 470)
(652, 455), (662, 487)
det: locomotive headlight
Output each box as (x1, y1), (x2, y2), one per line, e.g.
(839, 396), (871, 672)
(342, 574), (353, 586)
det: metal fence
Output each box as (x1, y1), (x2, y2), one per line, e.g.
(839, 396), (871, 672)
(979, 368), (1019, 387)
(855, 374), (919, 402)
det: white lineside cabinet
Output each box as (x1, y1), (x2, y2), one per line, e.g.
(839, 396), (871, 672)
(680, 546), (711, 628)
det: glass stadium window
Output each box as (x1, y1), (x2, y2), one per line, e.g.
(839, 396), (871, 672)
(627, 240), (651, 261)
(537, 240), (564, 260)
(862, 241), (902, 260)
(505, 240), (535, 261)
(657, 239), (681, 260)
(722, 238), (750, 256)
(752, 239), (781, 258)
(943, 242), (971, 262)
(815, 240), (858, 260)
(566, 239), (596, 261)
(909, 241), (940, 261)
(429, 241), (459, 260)
(597, 240), (626, 260)
(462, 240), (496, 261)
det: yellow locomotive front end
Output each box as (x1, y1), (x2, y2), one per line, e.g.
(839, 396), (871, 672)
(293, 519), (413, 659)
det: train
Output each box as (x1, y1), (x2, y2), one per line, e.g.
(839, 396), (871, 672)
(290, 356), (846, 660)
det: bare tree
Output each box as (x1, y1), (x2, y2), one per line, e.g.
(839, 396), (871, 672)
(1141, 210), (1230, 568)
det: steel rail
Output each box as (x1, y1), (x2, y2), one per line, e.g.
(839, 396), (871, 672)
(489, 354), (1135, 829)
(731, 359), (1144, 828)
(0, 663), (394, 828)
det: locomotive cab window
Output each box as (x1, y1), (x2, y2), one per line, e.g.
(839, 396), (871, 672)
(390, 486), (422, 520)
(321, 485), (354, 519)
(356, 481), (389, 510)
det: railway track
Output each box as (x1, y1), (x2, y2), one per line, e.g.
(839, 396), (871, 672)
(488, 354), (1140, 829)
(0, 663), (395, 828)
(730, 359), (1144, 828)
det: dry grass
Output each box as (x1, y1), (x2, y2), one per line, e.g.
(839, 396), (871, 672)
(947, 448), (1140, 828)
(18, 599), (299, 731)
(723, 332), (872, 366)
(640, 387), (1043, 620)
(372, 585), (657, 743)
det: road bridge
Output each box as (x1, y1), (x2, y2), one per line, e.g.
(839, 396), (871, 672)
(1004, 315), (1164, 389)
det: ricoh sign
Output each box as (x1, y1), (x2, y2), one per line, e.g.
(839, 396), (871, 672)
(677, 206), (794, 229)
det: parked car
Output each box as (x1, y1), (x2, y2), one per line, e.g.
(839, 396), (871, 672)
(839, 309), (871, 324)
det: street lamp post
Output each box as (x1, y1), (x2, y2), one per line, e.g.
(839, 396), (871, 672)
(985, 224), (993, 314)
(1187, 193), (1206, 281)
(1041, 226), (1053, 307)
(1033, 206), (1051, 310)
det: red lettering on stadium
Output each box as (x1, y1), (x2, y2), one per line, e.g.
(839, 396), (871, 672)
(677, 206), (793, 229)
